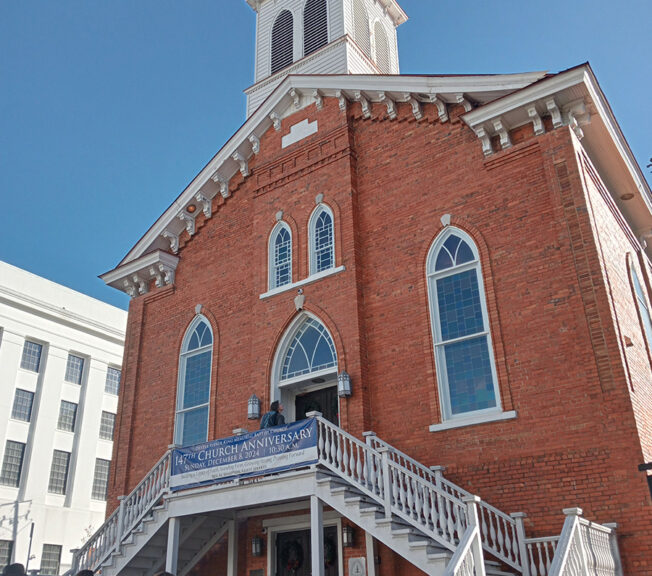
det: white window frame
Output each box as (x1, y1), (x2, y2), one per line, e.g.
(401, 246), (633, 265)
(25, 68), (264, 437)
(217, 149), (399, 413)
(630, 260), (652, 358)
(269, 221), (293, 290)
(426, 228), (509, 429)
(308, 204), (335, 276)
(174, 315), (213, 447)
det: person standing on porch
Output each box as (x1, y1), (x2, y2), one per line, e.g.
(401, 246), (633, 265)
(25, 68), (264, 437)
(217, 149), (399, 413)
(260, 400), (285, 429)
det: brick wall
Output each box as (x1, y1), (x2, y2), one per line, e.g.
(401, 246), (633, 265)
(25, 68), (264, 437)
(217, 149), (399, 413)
(108, 96), (652, 574)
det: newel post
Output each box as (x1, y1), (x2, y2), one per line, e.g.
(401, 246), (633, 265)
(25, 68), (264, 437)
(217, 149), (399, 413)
(115, 495), (127, 554)
(511, 512), (531, 576)
(604, 523), (623, 576)
(69, 549), (80, 574)
(565, 508), (588, 572)
(363, 431), (377, 447)
(463, 496), (486, 576)
(377, 447), (392, 518)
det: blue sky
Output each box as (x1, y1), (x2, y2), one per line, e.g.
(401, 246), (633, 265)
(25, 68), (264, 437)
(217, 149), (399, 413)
(1, 0), (650, 310)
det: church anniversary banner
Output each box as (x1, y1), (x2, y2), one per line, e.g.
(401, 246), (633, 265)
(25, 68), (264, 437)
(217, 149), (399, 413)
(170, 419), (318, 491)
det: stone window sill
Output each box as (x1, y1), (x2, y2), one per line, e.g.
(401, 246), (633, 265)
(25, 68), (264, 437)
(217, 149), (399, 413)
(260, 266), (345, 300)
(429, 410), (517, 432)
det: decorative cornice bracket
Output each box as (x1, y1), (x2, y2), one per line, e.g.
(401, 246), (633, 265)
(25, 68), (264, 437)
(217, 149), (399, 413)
(492, 118), (512, 150)
(289, 88), (301, 109)
(150, 263), (176, 288)
(336, 90), (348, 112)
(211, 172), (231, 199)
(162, 230), (180, 254)
(232, 151), (250, 178)
(177, 212), (196, 237)
(248, 133), (260, 155)
(527, 105), (545, 136)
(473, 126), (493, 157)
(379, 92), (397, 120)
(430, 95), (449, 123)
(195, 192), (212, 219)
(269, 112), (281, 131)
(455, 93), (473, 113)
(546, 98), (563, 129)
(354, 91), (371, 119)
(312, 89), (324, 110)
(563, 99), (591, 141)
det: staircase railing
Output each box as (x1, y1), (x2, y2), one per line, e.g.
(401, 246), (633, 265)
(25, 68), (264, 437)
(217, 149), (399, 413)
(71, 450), (172, 574)
(524, 536), (559, 576)
(316, 417), (468, 552)
(443, 497), (487, 576)
(547, 508), (622, 576)
(365, 432), (526, 573)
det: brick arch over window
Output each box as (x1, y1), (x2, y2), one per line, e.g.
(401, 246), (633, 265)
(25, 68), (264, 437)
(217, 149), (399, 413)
(271, 10), (294, 74)
(426, 226), (509, 424)
(175, 315), (213, 447)
(303, 0), (328, 57)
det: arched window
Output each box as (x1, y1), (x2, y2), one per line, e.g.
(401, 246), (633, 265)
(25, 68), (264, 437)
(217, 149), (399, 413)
(269, 222), (293, 290)
(352, 0), (371, 58)
(374, 21), (390, 73)
(309, 205), (335, 275)
(175, 317), (213, 446)
(280, 317), (337, 382)
(271, 10), (294, 74)
(427, 228), (500, 420)
(630, 261), (652, 355)
(304, 0), (328, 56)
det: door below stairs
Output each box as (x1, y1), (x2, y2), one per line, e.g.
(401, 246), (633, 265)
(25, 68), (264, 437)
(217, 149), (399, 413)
(275, 526), (339, 576)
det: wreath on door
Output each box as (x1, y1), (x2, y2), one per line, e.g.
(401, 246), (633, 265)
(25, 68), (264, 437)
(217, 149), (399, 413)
(324, 536), (336, 568)
(280, 539), (304, 575)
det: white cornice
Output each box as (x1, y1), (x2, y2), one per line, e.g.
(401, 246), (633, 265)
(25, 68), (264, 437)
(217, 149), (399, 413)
(102, 250), (179, 298)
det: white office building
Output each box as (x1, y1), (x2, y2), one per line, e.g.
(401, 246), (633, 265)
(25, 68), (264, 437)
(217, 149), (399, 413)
(0, 261), (127, 575)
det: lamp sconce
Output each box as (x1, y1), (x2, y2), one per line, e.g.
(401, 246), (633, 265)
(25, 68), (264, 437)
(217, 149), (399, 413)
(248, 394), (261, 420)
(342, 524), (355, 548)
(337, 370), (352, 398)
(252, 535), (264, 557)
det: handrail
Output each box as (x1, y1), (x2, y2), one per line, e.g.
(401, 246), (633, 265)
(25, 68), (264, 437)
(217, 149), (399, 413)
(444, 526), (481, 576)
(365, 432), (525, 572)
(71, 450), (172, 573)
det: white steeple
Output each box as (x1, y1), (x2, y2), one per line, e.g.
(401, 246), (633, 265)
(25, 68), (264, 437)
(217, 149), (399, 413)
(245, 0), (408, 116)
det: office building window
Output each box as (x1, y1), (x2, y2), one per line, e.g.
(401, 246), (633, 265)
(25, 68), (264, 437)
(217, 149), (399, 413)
(0, 540), (13, 572)
(0, 441), (25, 487)
(105, 367), (121, 395)
(47, 450), (70, 495)
(39, 544), (61, 576)
(57, 401), (77, 432)
(64, 354), (84, 385)
(20, 341), (42, 372)
(99, 411), (116, 441)
(91, 459), (110, 501)
(11, 389), (34, 422)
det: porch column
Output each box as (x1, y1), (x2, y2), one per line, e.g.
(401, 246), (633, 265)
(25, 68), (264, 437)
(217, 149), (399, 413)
(310, 495), (324, 576)
(365, 532), (376, 576)
(227, 519), (238, 576)
(165, 517), (180, 575)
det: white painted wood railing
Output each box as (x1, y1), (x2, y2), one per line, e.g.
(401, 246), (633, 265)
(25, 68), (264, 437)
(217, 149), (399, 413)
(524, 536), (559, 576)
(443, 498), (487, 576)
(71, 451), (172, 574)
(548, 508), (622, 576)
(365, 432), (526, 572)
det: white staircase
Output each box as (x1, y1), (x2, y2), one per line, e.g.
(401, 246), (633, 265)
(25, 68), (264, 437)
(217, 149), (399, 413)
(71, 415), (622, 576)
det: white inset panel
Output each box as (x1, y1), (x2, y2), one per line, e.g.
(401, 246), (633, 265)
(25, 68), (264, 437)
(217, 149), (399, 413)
(282, 119), (319, 148)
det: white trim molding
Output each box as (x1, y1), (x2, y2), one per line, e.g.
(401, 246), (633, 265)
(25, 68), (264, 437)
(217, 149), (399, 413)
(100, 251), (179, 298)
(429, 410), (517, 432)
(260, 266), (345, 300)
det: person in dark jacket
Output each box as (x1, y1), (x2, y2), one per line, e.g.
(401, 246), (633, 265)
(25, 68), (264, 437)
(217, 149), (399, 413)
(260, 400), (285, 429)
(3, 564), (25, 576)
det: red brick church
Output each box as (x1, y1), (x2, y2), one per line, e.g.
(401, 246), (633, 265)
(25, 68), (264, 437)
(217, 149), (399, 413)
(79, 0), (652, 575)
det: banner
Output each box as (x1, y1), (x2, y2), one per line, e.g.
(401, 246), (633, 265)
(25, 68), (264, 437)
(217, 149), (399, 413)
(170, 419), (318, 491)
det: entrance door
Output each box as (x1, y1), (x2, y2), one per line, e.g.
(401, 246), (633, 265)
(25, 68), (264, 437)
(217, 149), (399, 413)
(276, 526), (338, 576)
(295, 386), (338, 424)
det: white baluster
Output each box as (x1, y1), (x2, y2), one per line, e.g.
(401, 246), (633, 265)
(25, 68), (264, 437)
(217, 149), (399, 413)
(406, 476), (415, 518)
(355, 445), (362, 483)
(336, 434), (343, 471)
(537, 542), (545, 576)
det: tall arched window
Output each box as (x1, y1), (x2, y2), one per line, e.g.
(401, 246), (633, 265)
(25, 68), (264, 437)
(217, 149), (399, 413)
(630, 261), (652, 355)
(427, 228), (500, 420)
(304, 0), (328, 56)
(374, 21), (390, 73)
(271, 10), (294, 74)
(269, 222), (293, 290)
(309, 205), (335, 275)
(352, 0), (371, 58)
(175, 317), (213, 446)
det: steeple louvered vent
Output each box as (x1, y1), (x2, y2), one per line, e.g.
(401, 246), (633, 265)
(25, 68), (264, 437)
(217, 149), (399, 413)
(271, 10), (294, 74)
(374, 21), (390, 73)
(353, 0), (371, 58)
(304, 0), (328, 57)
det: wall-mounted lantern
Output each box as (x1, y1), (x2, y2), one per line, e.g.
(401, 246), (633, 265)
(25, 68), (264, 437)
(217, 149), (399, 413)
(342, 524), (355, 548)
(248, 394), (261, 420)
(337, 371), (351, 398)
(252, 535), (264, 557)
